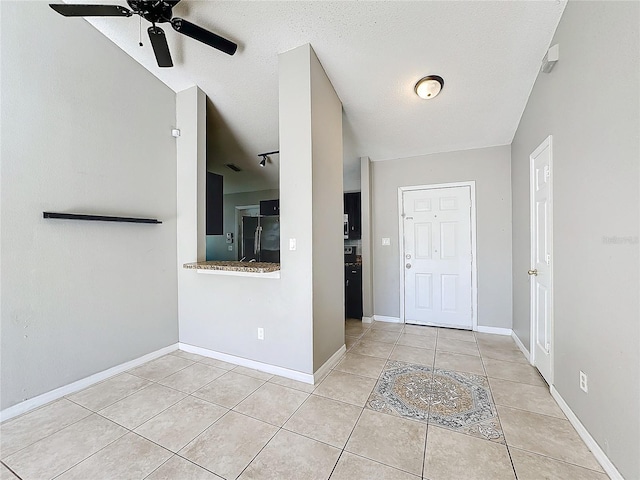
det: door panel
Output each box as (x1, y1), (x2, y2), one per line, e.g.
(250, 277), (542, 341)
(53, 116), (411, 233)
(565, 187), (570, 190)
(530, 136), (553, 385)
(403, 186), (473, 329)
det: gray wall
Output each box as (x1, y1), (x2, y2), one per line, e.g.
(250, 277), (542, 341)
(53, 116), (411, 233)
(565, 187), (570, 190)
(371, 146), (512, 328)
(0, 2), (178, 410)
(206, 188), (279, 261)
(511, 2), (639, 477)
(310, 47), (345, 370)
(177, 45), (344, 376)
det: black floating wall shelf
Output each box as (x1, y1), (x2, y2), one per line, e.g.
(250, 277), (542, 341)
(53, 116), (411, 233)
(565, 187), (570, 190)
(43, 212), (162, 224)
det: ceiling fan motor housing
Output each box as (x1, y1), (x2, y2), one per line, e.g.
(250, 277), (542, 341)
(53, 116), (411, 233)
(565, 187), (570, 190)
(127, 0), (177, 24)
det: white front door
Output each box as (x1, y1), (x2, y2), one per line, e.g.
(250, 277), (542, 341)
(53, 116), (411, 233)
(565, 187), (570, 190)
(402, 186), (473, 329)
(530, 136), (553, 385)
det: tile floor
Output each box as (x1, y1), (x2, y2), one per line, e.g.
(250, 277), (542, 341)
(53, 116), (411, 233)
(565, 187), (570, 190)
(0, 319), (609, 480)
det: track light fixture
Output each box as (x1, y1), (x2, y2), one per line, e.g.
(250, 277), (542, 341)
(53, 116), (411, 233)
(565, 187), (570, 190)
(257, 150), (279, 168)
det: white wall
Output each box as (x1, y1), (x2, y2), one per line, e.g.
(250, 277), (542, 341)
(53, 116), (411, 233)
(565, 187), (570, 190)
(177, 45), (344, 376)
(511, 2), (639, 477)
(370, 146), (512, 328)
(0, 2), (178, 410)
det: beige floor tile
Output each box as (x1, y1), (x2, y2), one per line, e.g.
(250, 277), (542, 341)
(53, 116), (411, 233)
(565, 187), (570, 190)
(478, 343), (529, 364)
(475, 332), (518, 347)
(497, 406), (603, 471)
(67, 373), (150, 412)
(269, 375), (316, 393)
(232, 366), (274, 381)
(135, 397), (227, 452)
(330, 451), (420, 480)
(350, 339), (395, 359)
(510, 447), (610, 480)
(3, 414), (126, 480)
(424, 426), (515, 480)
(55, 432), (171, 480)
(435, 351), (485, 375)
(158, 363), (227, 393)
(233, 383), (308, 426)
(98, 383), (186, 429)
(371, 321), (404, 331)
(437, 337), (480, 356)
(403, 324), (438, 337)
(488, 378), (564, 418)
(345, 409), (427, 476)
(170, 350), (211, 363)
(345, 335), (359, 351)
(180, 411), (278, 479)
(192, 371), (265, 408)
(389, 345), (435, 366)
(313, 371), (377, 407)
(345, 324), (368, 337)
(362, 329), (401, 344)
(284, 395), (362, 448)
(334, 353), (386, 378)
(128, 354), (194, 381)
(239, 429), (340, 480)
(146, 456), (224, 480)
(0, 399), (91, 458)
(195, 356), (237, 370)
(0, 462), (19, 480)
(396, 333), (437, 349)
(437, 328), (476, 342)
(482, 358), (546, 386)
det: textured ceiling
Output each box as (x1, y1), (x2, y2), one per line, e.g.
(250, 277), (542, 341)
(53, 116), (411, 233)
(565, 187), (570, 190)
(81, 0), (566, 192)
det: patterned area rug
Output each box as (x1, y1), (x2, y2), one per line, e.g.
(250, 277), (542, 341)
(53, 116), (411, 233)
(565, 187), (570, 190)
(366, 361), (504, 443)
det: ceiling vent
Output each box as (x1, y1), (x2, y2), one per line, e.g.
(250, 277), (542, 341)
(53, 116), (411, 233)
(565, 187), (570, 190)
(225, 163), (242, 172)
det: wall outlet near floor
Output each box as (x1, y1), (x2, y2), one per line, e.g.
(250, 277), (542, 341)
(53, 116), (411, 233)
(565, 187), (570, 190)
(579, 371), (588, 393)
(257, 328), (264, 340)
(382, 237), (390, 246)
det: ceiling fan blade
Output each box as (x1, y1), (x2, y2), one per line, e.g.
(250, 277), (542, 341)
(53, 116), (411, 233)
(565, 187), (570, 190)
(171, 18), (237, 56)
(49, 4), (132, 17)
(148, 26), (173, 68)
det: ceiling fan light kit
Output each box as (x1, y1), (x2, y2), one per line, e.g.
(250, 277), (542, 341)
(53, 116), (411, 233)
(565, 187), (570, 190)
(49, 1), (237, 68)
(415, 75), (444, 99)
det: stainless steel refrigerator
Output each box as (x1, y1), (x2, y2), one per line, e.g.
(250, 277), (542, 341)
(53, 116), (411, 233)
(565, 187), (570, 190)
(241, 215), (280, 263)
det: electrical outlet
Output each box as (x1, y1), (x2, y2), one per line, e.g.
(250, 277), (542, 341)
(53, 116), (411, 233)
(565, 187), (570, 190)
(382, 238), (390, 246)
(579, 371), (588, 393)
(257, 328), (264, 340)
(228, 245), (233, 251)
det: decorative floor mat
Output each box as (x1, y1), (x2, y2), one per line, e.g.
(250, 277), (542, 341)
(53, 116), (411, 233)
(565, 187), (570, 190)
(366, 361), (504, 443)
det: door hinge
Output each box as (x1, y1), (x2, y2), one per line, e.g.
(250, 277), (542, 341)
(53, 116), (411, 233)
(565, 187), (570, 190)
(544, 165), (550, 180)
(546, 253), (551, 265)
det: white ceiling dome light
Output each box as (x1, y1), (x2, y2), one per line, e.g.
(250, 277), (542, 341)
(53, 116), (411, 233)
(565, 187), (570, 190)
(415, 75), (444, 99)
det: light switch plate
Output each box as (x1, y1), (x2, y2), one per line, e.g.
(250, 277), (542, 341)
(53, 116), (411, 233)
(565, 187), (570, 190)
(289, 238), (297, 251)
(382, 238), (391, 246)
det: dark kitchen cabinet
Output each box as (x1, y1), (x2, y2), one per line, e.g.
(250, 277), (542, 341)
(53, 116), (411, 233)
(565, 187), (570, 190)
(345, 265), (363, 319)
(206, 172), (223, 235)
(344, 192), (361, 240)
(260, 199), (279, 216)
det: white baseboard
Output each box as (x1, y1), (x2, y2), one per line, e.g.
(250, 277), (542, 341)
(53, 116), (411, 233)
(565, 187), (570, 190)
(178, 343), (315, 385)
(313, 345), (346, 384)
(0, 343), (179, 422)
(550, 386), (623, 480)
(511, 331), (531, 363)
(373, 315), (402, 323)
(362, 316), (373, 324)
(475, 325), (512, 336)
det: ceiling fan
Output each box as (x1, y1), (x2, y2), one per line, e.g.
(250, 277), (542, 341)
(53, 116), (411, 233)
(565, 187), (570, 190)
(49, 1), (237, 68)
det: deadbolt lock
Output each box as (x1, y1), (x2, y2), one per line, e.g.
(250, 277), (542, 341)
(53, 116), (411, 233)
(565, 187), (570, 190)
(406, 263), (412, 269)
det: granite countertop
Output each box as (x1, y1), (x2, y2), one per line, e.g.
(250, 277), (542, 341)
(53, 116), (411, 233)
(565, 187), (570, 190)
(183, 261), (280, 274)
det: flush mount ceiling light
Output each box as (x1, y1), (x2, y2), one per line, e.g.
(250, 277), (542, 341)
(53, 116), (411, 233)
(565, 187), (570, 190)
(415, 75), (444, 99)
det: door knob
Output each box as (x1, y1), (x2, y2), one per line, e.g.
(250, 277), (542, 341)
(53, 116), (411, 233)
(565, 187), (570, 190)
(528, 269), (538, 276)
(406, 263), (412, 269)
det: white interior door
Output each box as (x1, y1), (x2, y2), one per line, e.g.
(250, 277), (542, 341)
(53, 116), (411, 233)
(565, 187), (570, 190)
(530, 136), (553, 385)
(403, 186), (473, 329)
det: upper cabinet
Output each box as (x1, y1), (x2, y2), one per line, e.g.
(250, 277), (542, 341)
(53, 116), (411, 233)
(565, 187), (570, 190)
(260, 199), (280, 216)
(206, 172), (223, 235)
(344, 192), (361, 240)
